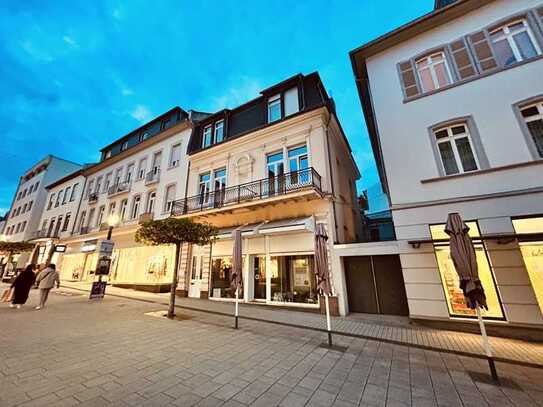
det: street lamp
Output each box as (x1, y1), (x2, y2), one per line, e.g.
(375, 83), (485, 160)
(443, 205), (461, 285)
(106, 214), (120, 240)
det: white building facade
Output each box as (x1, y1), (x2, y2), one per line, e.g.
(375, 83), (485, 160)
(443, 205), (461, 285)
(350, 0), (543, 330)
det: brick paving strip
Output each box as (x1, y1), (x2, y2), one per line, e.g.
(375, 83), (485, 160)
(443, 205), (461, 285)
(56, 282), (543, 369)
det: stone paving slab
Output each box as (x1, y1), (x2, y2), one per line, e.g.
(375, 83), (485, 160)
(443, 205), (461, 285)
(57, 281), (543, 367)
(1, 289), (543, 407)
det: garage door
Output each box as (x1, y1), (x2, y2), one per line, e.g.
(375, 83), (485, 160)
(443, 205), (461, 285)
(344, 255), (409, 316)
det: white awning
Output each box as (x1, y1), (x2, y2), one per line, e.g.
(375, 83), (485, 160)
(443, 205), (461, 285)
(216, 217), (315, 239)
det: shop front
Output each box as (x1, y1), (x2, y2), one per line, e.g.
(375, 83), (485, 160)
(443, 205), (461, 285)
(204, 217), (322, 309)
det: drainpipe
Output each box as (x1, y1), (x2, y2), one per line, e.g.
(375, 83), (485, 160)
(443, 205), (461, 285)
(324, 114), (339, 244)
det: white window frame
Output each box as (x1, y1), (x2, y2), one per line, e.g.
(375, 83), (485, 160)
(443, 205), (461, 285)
(119, 199), (128, 221)
(202, 125), (213, 148)
(489, 19), (541, 64)
(147, 191), (156, 214)
(214, 120), (224, 144)
(519, 101), (543, 158)
(169, 143), (182, 167)
(131, 195), (141, 219)
(434, 123), (480, 175)
(267, 94), (282, 123)
(164, 184), (176, 213)
(415, 52), (452, 93)
(137, 159), (147, 180)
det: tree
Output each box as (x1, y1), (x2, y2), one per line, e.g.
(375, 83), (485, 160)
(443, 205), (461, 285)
(135, 218), (218, 318)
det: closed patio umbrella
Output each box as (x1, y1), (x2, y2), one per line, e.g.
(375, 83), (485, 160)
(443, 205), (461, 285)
(314, 223), (333, 346)
(445, 212), (497, 380)
(231, 229), (243, 329)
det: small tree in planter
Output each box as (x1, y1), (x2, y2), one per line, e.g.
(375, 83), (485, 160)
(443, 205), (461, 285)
(135, 218), (218, 318)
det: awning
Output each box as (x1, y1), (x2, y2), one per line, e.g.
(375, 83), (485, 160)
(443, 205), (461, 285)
(216, 217), (315, 239)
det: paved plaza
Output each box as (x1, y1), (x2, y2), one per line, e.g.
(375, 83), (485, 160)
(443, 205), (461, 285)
(1, 287), (543, 407)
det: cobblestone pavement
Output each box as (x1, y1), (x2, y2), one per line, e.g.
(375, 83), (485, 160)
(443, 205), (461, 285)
(1, 286), (543, 407)
(60, 281), (543, 367)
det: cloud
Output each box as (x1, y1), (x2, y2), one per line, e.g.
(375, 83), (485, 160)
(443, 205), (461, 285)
(20, 40), (53, 62)
(210, 77), (262, 111)
(130, 105), (152, 123)
(62, 35), (78, 47)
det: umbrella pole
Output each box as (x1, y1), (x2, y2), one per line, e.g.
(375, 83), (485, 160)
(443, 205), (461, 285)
(325, 294), (332, 347)
(476, 307), (498, 381)
(234, 288), (239, 329)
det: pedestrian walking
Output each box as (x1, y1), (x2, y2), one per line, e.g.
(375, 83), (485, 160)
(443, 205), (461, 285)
(35, 264), (60, 310)
(9, 264), (37, 309)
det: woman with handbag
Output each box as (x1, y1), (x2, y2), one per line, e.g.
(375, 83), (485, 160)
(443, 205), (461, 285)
(35, 263), (60, 310)
(9, 264), (37, 309)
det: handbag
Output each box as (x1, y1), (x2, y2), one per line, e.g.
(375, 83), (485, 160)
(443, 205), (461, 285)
(1, 287), (13, 303)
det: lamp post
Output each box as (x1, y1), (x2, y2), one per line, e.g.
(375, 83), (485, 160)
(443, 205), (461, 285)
(106, 214), (119, 240)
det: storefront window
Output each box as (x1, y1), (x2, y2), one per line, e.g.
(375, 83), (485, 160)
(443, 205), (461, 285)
(270, 255), (317, 304)
(512, 217), (543, 314)
(430, 222), (504, 319)
(211, 256), (244, 299)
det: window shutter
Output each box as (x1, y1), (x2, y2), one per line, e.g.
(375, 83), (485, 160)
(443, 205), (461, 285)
(398, 61), (420, 98)
(468, 31), (498, 72)
(449, 39), (477, 79)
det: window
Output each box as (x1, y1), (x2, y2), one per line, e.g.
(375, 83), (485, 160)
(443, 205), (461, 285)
(70, 183), (79, 201)
(139, 132), (149, 142)
(288, 145), (309, 184)
(87, 208), (95, 227)
(119, 199), (128, 220)
(121, 141), (128, 151)
(270, 255), (317, 304)
(22, 203), (27, 213)
(152, 152), (161, 174)
(213, 169), (226, 207)
(54, 216), (62, 236)
(94, 177), (102, 194)
(86, 180), (94, 198)
(34, 181), (39, 191)
(16, 207), (21, 216)
(137, 159), (147, 180)
(62, 213), (71, 231)
(266, 151), (285, 195)
(490, 20), (540, 67)
(105, 150), (112, 159)
(63, 186), (71, 204)
(104, 173), (112, 191)
(430, 222), (504, 319)
(198, 173), (211, 205)
(15, 223), (20, 233)
(512, 217), (543, 314)
(78, 211), (86, 231)
(125, 164), (135, 183)
(114, 168), (123, 185)
(21, 221), (26, 232)
(55, 190), (63, 207)
(416, 52), (452, 93)
(202, 125), (212, 148)
(41, 219), (48, 230)
(433, 124), (479, 175)
(211, 256), (245, 298)
(27, 201), (33, 212)
(164, 185), (176, 213)
(48, 193), (55, 210)
(284, 87), (299, 116)
(214, 121), (224, 144)
(268, 94), (281, 123)
(146, 191), (156, 214)
(170, 144), (182, 167)
(108, 202), (116, 216)
(520, 102), (543, 158)
(131, 195), (141, 219)
(96, 206), (105, 226)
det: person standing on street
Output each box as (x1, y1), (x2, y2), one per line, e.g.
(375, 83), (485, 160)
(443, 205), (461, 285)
(9, 264), (37, 309)
(35, 264), (60, 310)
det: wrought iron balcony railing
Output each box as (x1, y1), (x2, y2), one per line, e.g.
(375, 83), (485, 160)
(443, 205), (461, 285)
(171, 167), (322, 216)
(107, 181), (131, 197)
(33, 229), (59, 239)
(145, 169), (160, 185)
(88, 192), (99, 203)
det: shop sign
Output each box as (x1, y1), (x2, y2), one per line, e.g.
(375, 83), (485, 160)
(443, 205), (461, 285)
(81, 240), (98, 253)
(99, 240), (114, 257)
(89, 281), (107, 299)
(55, 245), (67, 253)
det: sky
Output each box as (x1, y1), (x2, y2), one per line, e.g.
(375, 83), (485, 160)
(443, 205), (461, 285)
(0, 0), (433, 215)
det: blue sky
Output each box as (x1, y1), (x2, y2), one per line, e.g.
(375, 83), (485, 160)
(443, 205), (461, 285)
(0, 0), (432, 215)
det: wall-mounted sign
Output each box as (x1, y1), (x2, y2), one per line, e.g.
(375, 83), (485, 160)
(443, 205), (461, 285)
(55, 245), (67, 253)
(81, 240), (98, 253)
(99, 240), (115, 257)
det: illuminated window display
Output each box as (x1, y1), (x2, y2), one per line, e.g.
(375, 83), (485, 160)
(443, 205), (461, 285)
(430, 222), (504, 319)
(211, 256), (244, 299)
(512, 217), (543, 314)
(270, 255), (317, 304)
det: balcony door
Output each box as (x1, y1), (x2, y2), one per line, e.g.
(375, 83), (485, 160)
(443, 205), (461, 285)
(266, 151), (284, 196)
(198, 173), (211, 207)
(288, 145), (309, 186)
(213, 168), (226, 207)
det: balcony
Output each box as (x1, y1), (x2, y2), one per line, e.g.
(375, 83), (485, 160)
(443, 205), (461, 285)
(88, 192), (99, 204)
(32, 229), (59, 240)
(171, 167), (322, 216)
(139, 212), (154, 224)
(145, 169), (160, 185)
(107, 181), (131, 197)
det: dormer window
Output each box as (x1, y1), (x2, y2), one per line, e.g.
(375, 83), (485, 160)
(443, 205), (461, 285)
(139, 132), (149, 142)
(121, 141), (128, 151)
(214, 120), (224, 143)
(416, 52), (452, 93)
(490, 20), (540, 67)
(268, 94), (281, 123)
(202, 125), (213, 148)
(105, 150), (112, 159)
